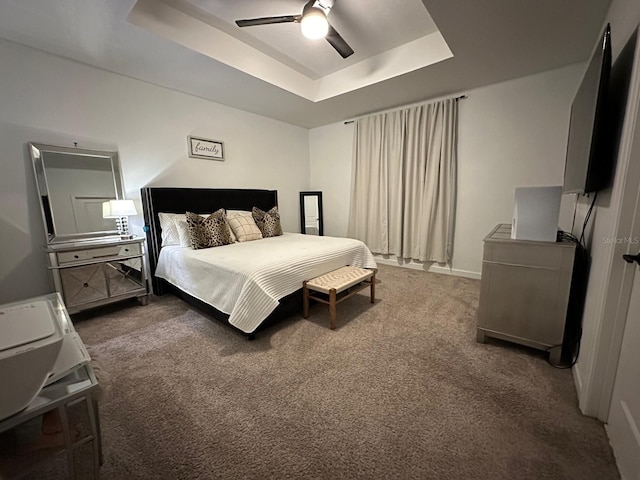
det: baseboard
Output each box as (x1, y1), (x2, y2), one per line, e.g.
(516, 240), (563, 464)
(373, 255), (481, 280)
(429, 264), (482, 280)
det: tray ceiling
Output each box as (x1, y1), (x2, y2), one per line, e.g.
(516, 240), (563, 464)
(0, 0), (612, 127)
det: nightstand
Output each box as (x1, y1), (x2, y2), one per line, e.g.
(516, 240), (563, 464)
(46, 237), (149, 314)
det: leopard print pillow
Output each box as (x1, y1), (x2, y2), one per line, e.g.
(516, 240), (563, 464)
(252, 206), (283, 238)
(185, 209), (232, 249)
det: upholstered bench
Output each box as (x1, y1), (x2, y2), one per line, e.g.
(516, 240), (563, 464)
(303, 266), (376, 330)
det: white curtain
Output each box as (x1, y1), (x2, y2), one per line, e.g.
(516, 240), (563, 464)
(347, 98), (458, 263)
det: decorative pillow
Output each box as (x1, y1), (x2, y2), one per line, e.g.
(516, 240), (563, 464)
(226, 210), (254, 243)
(158, 213), (184, 246)
(227, 214), (263, 242)
(227, 227), (238, 243)
(175, 218), (191, 247)
(252, 206), (283, 238)
(226, 210), (251, 217)
(185, 210), (233, 249)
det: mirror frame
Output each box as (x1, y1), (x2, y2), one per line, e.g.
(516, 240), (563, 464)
(299, 191), (324, 236)
(30, 142), (124, 244)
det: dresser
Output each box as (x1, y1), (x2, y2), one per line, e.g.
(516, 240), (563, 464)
(46, 237), (149, 314)
(476, 224), (576, 364)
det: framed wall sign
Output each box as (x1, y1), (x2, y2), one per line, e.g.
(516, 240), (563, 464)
(187, 136), (224, 161)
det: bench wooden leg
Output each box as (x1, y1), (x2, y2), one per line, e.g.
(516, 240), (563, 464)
(370, 271), (376, 304)
(329, 288), (337, 330)
(303, 281), (309, 319)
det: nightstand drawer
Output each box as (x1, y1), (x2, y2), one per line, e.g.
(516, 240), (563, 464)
(57, 243), (142, 264)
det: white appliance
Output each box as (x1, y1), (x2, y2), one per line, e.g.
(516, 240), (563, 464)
(0, 294), (90, 421)
(511, 186), (563, 242)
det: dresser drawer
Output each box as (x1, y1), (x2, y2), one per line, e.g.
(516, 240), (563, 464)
(57, 243), (142, 264)
(483, 242), (569, 270)
(105, 262), (145, 296)
(60, 265), (108, 307)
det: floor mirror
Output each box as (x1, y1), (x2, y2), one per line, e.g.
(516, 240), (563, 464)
(299, 191), (324, 236)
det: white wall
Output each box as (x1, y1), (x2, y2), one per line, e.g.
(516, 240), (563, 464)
(310, 64), (583, 277)
(309, 122), (354, 238)
(0, 39), (309, 304)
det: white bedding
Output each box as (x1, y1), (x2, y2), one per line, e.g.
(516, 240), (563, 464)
(155, 233), (377, 333)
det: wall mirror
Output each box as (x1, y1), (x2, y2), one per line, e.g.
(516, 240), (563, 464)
(300, 191), (324, 236)
(30, 142), (124, 243)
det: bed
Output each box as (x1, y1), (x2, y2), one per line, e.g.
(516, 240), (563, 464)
(141, 187), (377, 336)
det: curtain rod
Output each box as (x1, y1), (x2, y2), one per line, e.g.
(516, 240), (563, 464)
(343, 94), (467, 125)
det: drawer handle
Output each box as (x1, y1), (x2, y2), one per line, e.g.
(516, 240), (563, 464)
(83, 283), (89, 288)
(124, 248), (129, 252)
(74, 255), (79, 259)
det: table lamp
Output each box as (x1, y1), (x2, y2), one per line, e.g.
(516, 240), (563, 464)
(102, 199), (137, 239)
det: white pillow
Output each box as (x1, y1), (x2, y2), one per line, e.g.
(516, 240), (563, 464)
(175, 218), (191, 247)
(227, 214), (263, 242)
(158, 213), (184, 246)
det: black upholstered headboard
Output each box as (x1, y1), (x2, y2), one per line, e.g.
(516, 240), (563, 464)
(141, 187), (278, 294)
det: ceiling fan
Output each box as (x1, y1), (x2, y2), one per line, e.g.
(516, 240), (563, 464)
(235, 0), (354, 59)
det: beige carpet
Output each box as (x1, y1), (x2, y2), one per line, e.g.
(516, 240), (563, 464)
(65, 264), (618, 478)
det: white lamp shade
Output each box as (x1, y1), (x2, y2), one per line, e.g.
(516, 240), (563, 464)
(300, 8), (328, 39)
(102, 199), (137, 218)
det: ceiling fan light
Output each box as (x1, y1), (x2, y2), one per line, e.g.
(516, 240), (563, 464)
(300, 8), (328, 39)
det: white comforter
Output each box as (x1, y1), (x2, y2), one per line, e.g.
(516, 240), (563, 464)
(155, 233), (377, 333)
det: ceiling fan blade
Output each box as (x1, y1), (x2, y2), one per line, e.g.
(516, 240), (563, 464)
(236, 15), (299, 27)
(325, 25), (354, 58)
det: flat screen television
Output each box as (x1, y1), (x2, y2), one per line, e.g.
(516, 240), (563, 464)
(563, 24), (612, 194)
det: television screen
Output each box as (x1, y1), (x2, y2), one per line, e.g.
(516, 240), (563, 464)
(563, 24), (612, 194)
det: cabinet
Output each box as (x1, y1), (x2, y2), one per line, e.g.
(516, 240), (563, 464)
(476, 224), (576, 364)
(46, 237), (148, 314)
